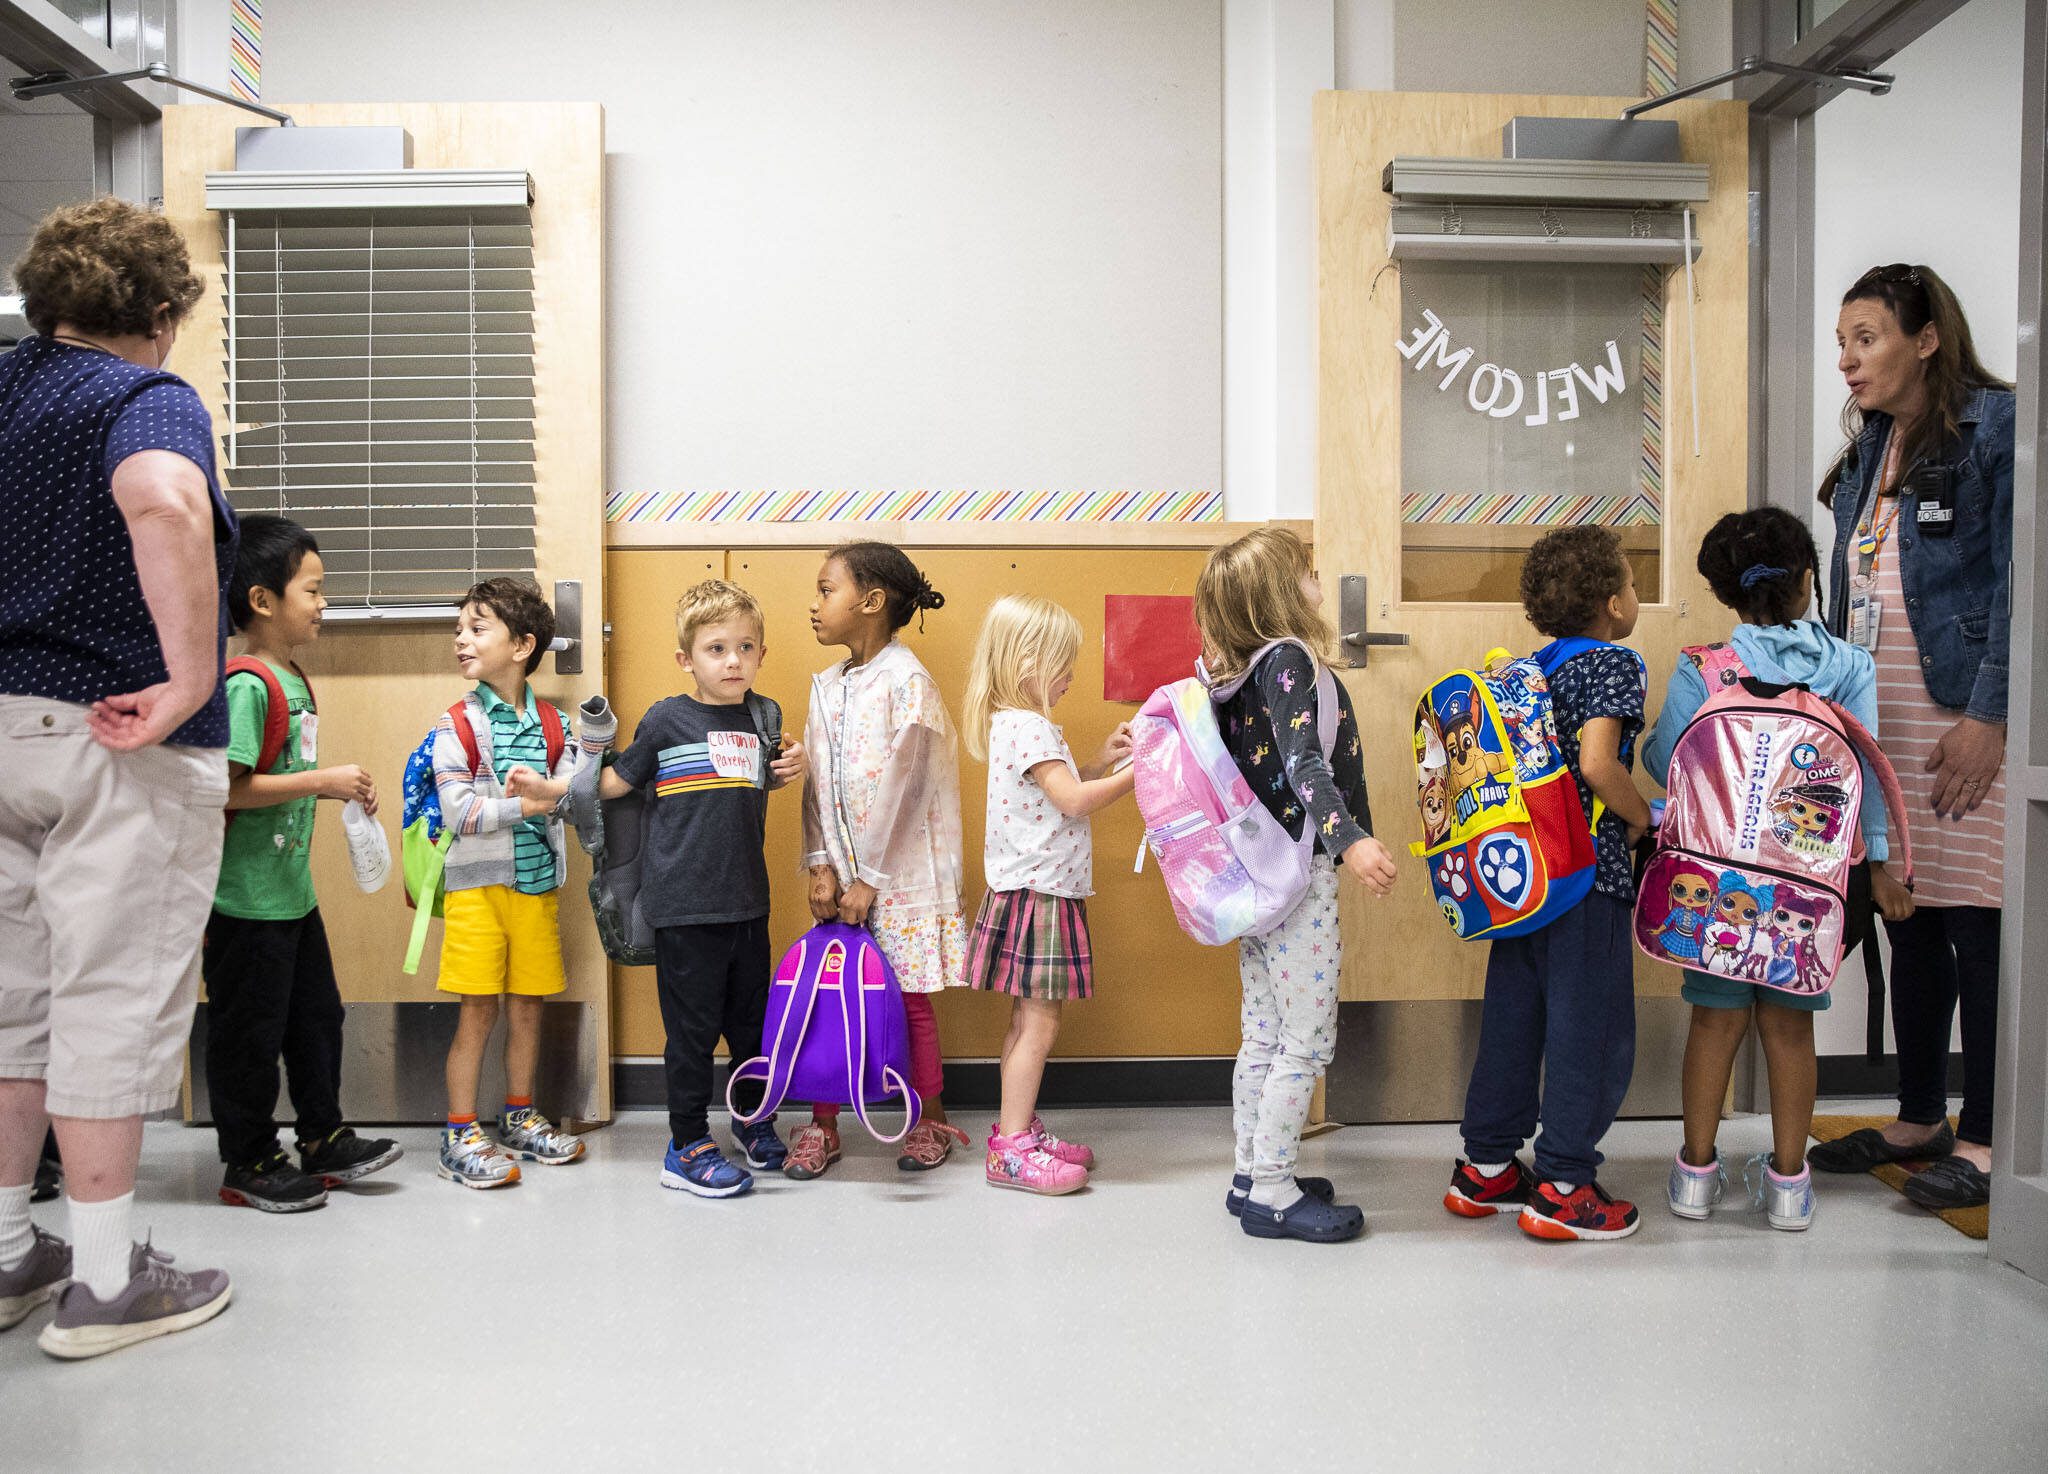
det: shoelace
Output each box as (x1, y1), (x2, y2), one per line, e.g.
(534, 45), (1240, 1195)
(1741, 1153), (1775, 1211)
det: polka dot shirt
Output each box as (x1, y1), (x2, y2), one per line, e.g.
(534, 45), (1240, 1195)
(982, 707), (1093, 898)
(0, 336), (237, 748)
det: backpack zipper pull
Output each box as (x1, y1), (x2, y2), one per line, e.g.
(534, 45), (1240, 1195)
(1134, 832), (1149, 874)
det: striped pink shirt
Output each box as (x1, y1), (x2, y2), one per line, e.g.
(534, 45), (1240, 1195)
(1866, 514), (2005, 909)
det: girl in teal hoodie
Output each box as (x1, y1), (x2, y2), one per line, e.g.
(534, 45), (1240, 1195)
(1644, 508), (1908, 1231)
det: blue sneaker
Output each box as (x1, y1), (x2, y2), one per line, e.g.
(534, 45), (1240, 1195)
(1225, 1172), (1336, 1217)
(661, 1137), (752, 1199)
(732, 1116), (789, 1173)
(1240, 1189), (1365, 1243)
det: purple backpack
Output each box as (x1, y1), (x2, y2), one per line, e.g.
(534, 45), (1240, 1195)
(726, 923), (922, 1143)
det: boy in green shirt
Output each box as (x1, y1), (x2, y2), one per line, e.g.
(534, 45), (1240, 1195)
(207, 516), (401, 1212)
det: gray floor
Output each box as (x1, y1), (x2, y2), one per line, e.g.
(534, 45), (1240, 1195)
(3, 1103), (2045, 1473)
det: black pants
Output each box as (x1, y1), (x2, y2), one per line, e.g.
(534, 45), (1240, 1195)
(203, 908), (346, 1166)
(654, 918), (770, 1147)
(1884, 904), (2000, 1146)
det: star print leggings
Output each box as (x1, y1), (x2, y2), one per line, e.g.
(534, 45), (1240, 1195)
(1233, 855), (1341, 1186)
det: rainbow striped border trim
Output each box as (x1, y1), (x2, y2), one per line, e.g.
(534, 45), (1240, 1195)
(1645, 0), (1679, 98)
(604, 488), (1223, 525)
(1401, 492), (1660, 528)
(230, 0), (261, 103)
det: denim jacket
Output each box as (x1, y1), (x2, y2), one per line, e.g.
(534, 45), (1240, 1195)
(1823, 385), (2015, 723)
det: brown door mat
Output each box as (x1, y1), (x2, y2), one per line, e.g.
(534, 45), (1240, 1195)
(1809, 1115), (1987, 1240)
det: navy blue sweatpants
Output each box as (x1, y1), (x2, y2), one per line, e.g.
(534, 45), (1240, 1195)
(1459, 891), (1637, 1185)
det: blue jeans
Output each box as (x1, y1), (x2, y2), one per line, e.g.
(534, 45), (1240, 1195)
(1460, 892), (1637, 1185)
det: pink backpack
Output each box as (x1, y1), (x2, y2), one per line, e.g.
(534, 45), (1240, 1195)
(1635, 644), (1914, 997)
(1131, 639), (1338, 945)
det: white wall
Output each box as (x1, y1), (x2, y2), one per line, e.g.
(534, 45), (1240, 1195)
(187, 1), (1223, 511)
(1807, 0), (2025, 1058)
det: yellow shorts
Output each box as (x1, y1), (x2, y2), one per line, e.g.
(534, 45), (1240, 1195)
(437, 885), (567, 997)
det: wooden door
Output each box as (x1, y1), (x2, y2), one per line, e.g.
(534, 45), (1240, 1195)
(163, 102), (611, 1121)
(1313, 92), (1749, 1115)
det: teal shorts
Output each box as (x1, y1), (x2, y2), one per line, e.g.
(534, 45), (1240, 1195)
(1681, 970), (1830, 1012)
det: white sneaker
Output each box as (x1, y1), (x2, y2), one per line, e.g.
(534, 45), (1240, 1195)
(438, 1123), (521, 1189)
(1667, 1149), (1727, 1220)
(1745, 1154), (1815, 1231)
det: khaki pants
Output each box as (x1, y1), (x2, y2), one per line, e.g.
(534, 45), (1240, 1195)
(0, 696), (227, 1118)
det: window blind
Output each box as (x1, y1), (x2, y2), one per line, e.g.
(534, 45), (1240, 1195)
(212, 181), (536, 607)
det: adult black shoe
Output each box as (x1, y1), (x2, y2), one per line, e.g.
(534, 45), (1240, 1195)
(1902, 1155), (1991, 1211)
(219, 1152), (328, 1213)
(297, 1128), (404, 1186)
(1807, 1122), (1954, 1174)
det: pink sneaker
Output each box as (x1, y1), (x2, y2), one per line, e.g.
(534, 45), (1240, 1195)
(986, 1129), (1087, 1195)
(1029, 1115), (1095, 1170)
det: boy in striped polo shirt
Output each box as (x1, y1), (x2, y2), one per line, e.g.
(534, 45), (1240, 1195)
(433, 578), (597, 1188)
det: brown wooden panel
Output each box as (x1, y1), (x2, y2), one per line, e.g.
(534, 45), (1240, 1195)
(603, 544), (1246, 1060)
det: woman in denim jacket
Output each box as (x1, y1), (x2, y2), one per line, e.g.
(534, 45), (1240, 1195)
(1808, 264), (2013, 1212)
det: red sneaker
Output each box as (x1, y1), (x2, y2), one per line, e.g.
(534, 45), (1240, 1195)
(1443, 1157), (1533, 1218)
(1519, 1180), (1640, 1241)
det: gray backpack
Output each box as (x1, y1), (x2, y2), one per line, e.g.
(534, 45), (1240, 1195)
(566, 692), (782, 966)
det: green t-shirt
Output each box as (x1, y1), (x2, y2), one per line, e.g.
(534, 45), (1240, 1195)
(214, 662), (320, 920)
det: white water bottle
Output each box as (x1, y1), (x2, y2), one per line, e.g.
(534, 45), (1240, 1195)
(342, 800), (391, 894)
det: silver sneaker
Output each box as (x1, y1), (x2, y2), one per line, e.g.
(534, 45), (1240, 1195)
(37, 1240), (231, 1360)
(1745, 1153), (1816, 1231)
(1667, 1150), (1727, 1221)
(0, 1225), (71, 1330)
(438, 1122), (521, 1189)
(497, 1107), (584, 1165)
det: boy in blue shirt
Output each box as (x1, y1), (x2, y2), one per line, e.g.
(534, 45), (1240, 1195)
(1445, 526), (1654, 1241)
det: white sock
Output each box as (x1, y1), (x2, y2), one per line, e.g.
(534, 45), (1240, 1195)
(1467, 1160), (1510, 1178)
(0, 1182), (32, 1268)
(1249, 1177), (1305, 1211)
(1549, 1180), (1578, 1195)
(67, 1192), (134, 1301)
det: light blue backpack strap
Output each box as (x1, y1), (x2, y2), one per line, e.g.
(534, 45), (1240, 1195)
(844, 932), (921, 1144)
(1533, 636), (1610, 676)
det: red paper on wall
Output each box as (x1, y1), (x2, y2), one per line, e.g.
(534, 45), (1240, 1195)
(1102, 594), (1203, 703)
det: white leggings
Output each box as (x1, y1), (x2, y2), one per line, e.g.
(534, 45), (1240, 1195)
(1231, 856), (1341, 1184)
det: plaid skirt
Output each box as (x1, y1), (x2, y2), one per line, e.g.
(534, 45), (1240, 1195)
(964, 888), (1094, 1001)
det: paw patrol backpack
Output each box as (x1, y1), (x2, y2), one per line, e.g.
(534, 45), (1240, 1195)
(1635, 643), (1914, 997)
(1410, 640), (1609, 940)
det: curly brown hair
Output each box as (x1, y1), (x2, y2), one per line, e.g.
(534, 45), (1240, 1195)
(463, 577), (556, 675)
(1520, 525), (1629, 638)
(11, 197), (204, 340)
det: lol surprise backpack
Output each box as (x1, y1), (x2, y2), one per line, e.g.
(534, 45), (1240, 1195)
(1635, 643), (1914, 997)
(1410, 639), (1615, 940)
(726, 923), (921, 1143)
(1130, 638), (1337, 946)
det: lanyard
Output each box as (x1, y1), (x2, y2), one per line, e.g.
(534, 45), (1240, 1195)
(1855, 434), (1907, 569)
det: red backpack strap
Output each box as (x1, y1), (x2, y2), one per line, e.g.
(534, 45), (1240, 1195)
(1830, 700), (1915, 890)
(1683, 642), (1750, 693)
(538, 700), (566, 772)
(447, 700), (484, 777)
(225, 656), (291, 774)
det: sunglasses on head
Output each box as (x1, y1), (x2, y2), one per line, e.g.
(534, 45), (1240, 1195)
(1855, 263), (1923, 289)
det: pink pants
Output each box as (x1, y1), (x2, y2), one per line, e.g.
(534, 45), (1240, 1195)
(813, 991), (943, 1120)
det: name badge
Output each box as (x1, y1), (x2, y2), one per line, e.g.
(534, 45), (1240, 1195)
(297, 710), (319, 766)
(1846, 591), (1882, 652)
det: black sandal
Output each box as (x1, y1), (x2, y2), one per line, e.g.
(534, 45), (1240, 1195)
(1903, 1154), (1991, 1211)
(1807, 1122), (1955, 1174)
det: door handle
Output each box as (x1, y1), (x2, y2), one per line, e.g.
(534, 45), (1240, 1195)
(1337, 574), (1409, 668)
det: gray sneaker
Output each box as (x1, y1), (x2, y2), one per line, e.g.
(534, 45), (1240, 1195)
(497, 1107), (584, 1165)
(0, 1225), (71, 1330)
(37, 1240), (231, 1360)
(1746, 1153), (1816, 1231)
(1667, 1149), (1727, 1221)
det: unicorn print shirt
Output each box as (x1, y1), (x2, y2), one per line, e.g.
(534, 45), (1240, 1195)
(1216, 643), (1374, 860)
(613, 691), (784, 927)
